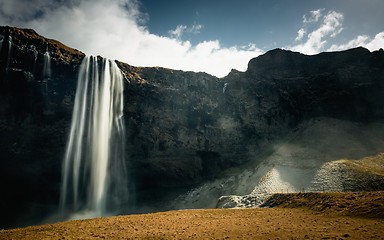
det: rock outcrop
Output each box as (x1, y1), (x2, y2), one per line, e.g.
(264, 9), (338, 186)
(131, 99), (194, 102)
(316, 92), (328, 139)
(1, 26), (384, 228)
(194, 117), (384, 210)
(0, 26), (85, 228)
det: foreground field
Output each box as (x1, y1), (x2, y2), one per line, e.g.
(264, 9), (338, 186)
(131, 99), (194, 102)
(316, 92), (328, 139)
(1, 192), (383, 239)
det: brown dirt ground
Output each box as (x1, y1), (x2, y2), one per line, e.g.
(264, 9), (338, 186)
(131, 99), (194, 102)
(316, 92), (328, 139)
(1, 192), (383, 240)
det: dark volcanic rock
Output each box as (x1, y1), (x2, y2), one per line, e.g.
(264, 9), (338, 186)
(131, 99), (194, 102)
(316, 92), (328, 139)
(1, 26), (384, 228)
(243, 47), (384, 123)
(0, 26), (85, 228)
(116, 65), (255, 189)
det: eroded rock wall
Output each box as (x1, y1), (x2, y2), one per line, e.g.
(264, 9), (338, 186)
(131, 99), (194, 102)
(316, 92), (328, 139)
(1, 26), (384, 227)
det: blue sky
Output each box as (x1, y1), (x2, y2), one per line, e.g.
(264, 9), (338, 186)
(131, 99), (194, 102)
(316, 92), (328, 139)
(141, 0), (384, 48)
(1, 0), (383, 77)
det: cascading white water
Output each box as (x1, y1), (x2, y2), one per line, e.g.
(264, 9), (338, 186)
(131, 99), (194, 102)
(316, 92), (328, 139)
(7, 36), (12, 68)
(0, 34), (3, 53)
(42, 47), (51, 93)
(2, 35), (12, 76)
(0, 34), (12, 72)
(30, 45), (38, 75)
(60, 56), (128, 219)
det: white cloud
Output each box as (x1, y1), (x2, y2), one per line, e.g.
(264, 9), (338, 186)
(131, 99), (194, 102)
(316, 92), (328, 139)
(289, 10), (344, 54)
(329, 35), (369, 51)
(168, 25), (188, 39)
(303, 9), (323, 23)
(290, 8), (383, 55)
(295, 28), (306, 41)
(329, 32), (384, 51)
(365, 32), (384, 50)
(189, 24), (203, 34)
(168, 24), (203, 39)
(0, 0), (261, 77)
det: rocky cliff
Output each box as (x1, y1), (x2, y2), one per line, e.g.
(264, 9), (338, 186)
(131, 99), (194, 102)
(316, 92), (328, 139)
(1, 26), (384, 228)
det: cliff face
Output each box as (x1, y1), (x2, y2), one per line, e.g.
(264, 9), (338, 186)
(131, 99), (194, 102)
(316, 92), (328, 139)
(0, 27), (85, 228)
(1, 26), (384, 228)
(246, 48), (384, 122)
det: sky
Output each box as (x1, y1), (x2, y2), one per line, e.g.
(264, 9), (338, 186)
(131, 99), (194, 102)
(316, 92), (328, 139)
(0, 0), (383, 77)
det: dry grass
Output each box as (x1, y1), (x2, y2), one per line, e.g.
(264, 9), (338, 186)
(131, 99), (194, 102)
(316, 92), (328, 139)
(344, 153), (384, 176)
(261, 191), (384, 219)
(1, 191), (383, 239)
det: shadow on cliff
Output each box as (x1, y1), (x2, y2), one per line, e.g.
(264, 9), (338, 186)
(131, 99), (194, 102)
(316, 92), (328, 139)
(1, 26), (384, 228)
(168, 117), (384, 209)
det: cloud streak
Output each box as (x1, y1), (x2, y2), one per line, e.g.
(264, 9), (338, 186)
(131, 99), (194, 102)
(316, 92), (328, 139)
(290, 10), (344, 54)
(329, 32), (384, 52)
(303, 9), (323, 23)
(295, 28), (306, 42)
(289, 8), (383, 55)
(168, 23), (204, 39)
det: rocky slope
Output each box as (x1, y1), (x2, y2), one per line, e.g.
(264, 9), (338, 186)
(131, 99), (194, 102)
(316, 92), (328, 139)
(1, 26), (384, 228)
(170, 117), (384, 210)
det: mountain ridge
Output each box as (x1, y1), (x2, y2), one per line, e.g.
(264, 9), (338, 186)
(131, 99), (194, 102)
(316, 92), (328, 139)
(1, 26), (384, 228)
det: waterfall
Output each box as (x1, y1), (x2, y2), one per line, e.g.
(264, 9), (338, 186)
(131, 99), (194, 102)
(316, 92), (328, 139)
(0, 34), (3, 53)
(1, 35), (12, 84)
(43, 47), (51, 93)
(30, 45), (38, 75)
(223, 83), (228, 94)
(0, 35), (12, 75)
(60, 56), (128, 219)
(7, 36), (12, 70)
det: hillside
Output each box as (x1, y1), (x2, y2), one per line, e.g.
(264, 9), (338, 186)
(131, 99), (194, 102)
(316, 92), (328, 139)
(171, 117), (384, 210)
